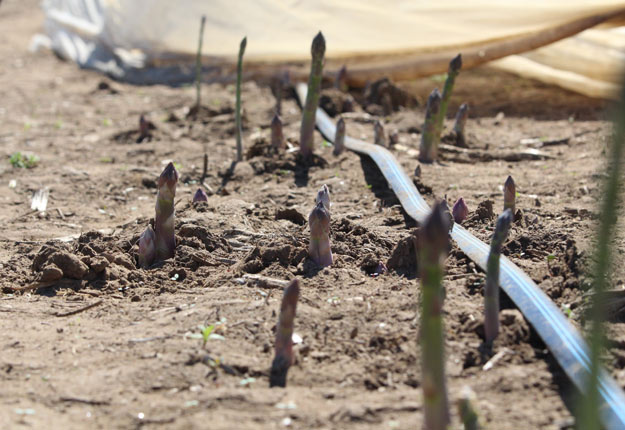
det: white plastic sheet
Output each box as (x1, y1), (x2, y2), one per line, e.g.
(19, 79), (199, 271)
(41, 0), (625, 97)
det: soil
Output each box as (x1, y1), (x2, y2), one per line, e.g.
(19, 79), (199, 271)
(2, 2), (625, 429)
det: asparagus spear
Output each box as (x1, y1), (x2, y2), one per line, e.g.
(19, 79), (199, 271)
(192, 188), (208, 203)
(453, 103), (469, 147)
(457, 386), (481, 430)
(194, 16), (206, 110)
(335, 65), (347, 92)
(138, 225), (156, 269)
(452, 197), (469, 224)
(484, 209), (513, 347)
(503, 176), (516, 214)
(374, 120), (386, 147)
(435, 54), (462, 138)
(299, 32), (326, 162)
(308, 201), (332, 267)
(270, 279), (300, 388)
(333, 117), (345, 156)
(154, 162), (179, 261)
(418, 202), (451, 430)
(235, 36), (247, 162)
(418, 88), (442, 163)
(315, 184), (331, 213)
(271, 114), (285, 152)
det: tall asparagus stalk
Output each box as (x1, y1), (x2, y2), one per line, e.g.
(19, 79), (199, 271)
(484, 209), (513, 347)
(418, 202), (451, 430)
(503, 176), (516, 214)
(299, 32), (326, 162)
(435, 54), (462, 137)
(154, 162), (179, 261)
(270, 279), (300, 388)
(235, 36), (247, 162)
(194, 16), (206, 110)
(577, 72), (625, 430)
(333, 117), (345, 156)
(418, 88), (442, 163)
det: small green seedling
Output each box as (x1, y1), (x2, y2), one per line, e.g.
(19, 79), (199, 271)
(10, 152), (39, 169)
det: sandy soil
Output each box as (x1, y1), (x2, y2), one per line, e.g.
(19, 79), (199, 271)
(1, 1), (624, 429)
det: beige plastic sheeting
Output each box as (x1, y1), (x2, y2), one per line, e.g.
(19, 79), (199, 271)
(43, 0), (625, 97)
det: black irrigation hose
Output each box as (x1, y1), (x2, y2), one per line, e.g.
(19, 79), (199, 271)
(295, 83), (625, 429)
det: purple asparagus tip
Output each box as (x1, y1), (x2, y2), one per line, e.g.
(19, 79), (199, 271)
(309, 201), (333, 267)
(270, 279), (300, 387)
(193, 188), (209, 203)
(138, 225), (156, 268)
(452, 197), (469, 224)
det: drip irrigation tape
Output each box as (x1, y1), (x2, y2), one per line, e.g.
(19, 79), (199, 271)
(296, 83), (625, 429)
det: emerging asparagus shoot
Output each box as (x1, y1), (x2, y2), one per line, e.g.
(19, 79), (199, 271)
(453, 103), (469, 148)
(270, 279), (300, 388)
(333, 117), (346, 156)
(309, 201), (332, 267)
(419, 88), (442, 163)
(235, 36), (247, 162)
(299, 32), (326, 162)
(435, 54), (462, 137)
(418, 202), (451, 430)
(193, 188), (208, 203)
(154, 162), (179, 261)
(138, 225), (156, 269)
(374, 120), (385, 147)
(484, 209), (513, 347)
(503, 175), (516, 214)
(271, 114), (285, 152)
(335, 65), (348, 92)
(315, 184), (330, 213)
(452, 197), (469, 224)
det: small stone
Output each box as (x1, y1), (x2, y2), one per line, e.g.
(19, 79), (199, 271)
(90, 256), (109, 273)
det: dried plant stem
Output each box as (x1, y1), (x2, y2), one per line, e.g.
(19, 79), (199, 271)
(270, 279), (300, 387)
(418, 203), (451, 430)
(299, 32), (326, 161)
(484, 209), (513, 347)
(235, 37), (247, 162)
(194, 16), (206, 109)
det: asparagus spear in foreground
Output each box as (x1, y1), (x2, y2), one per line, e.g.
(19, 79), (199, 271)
(504, 175), (516, 214)
(271, 114), (285, 152)
(315, 184), (330, 213)
(192, 188), (208, 203)
(299, 32), (326, 162)
(419, 88), (442, 163)
(138, 225), (156, 269)
(235, 36), (247, 162)
(270, 279), (300, 388)
(452, 197), (469, 224)
(154, 162), (179, 261)
(418, 202), (452, 430)
(484, 209), (513, 347)
(457, 386), (482, 430)
(309, 201), (332, 267)
(333, 117), (346, 156)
